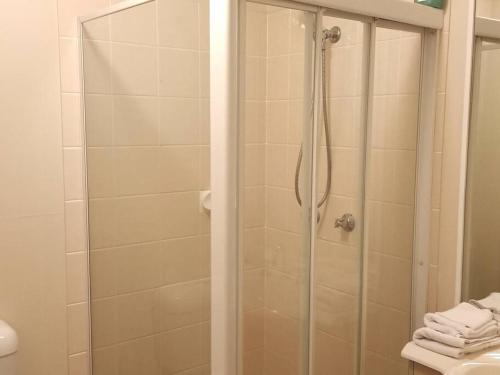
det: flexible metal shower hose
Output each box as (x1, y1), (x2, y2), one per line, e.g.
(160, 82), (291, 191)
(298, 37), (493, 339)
(294, 45), (332, 209)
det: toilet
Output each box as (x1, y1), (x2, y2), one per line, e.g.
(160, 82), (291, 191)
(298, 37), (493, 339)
(0, 321), (18, 374)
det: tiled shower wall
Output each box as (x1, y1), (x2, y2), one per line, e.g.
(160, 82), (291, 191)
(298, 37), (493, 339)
(58, 0), (209, 374)
(83, 1), (211, 374)
(364, 27), (422, 374)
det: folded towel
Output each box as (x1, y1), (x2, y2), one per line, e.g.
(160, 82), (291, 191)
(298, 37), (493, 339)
(424, 313), (498, 339)
(431, 302), (493, 330)
(470, 293), (500, 315)
(413, 327), (498, 348)
(414, 336), (500, 358)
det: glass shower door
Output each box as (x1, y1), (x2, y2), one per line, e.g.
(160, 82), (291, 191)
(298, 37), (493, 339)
(311, 13), (370, 375)
(240, 3), (316, 375)
(82, 1), (211, 374)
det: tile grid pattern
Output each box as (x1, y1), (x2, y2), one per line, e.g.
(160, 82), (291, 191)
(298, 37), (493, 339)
(312, 16), (366, 375)
(58, 0), (210, 374)
(56, 0), (452, 375)
(363, 27), (422, 374)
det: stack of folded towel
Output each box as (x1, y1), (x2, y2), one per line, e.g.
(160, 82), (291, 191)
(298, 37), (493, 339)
(413, 299), (500, 358)
(470, 293), (500, 321)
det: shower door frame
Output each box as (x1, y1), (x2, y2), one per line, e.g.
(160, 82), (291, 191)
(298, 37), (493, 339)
(75, 0), (443, 374)
(218, 0), (442, 374)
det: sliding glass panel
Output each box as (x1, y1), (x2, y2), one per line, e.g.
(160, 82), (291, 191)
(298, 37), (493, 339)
(362, 25), (423, 375)
(463, 38), (500, 301)
(240, 3), (316, 375)
(311, 14), (369, 375)
(82, 1), (211, 374)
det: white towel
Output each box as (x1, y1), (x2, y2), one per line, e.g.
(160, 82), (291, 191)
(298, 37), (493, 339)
(414, 336), (500, 358)
(424, 313), (498, 339)
(470, 293), (500, 315)
(429, 302), (493, 330)
(413, 327), (498, 348)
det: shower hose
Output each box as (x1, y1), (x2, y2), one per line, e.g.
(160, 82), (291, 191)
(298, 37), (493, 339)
(294, 35), (333, 215)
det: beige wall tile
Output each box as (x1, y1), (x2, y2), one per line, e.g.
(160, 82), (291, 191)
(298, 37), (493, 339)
(263, 350), (298, 375)
(372, 95), (419, 150)
(367, 200), (415, 259)
(367, 252), (412, 312)
(68, 352), (90, 375)
(314, 285), (357, 343)
(364, 350), (409, 375)
(200, 52), (210, 99)
(113, 96), (159, 145)
(328, 45), (363, 97)
(110, 2), (157, 45)
(82, 16), (109, 42)
(245, 57), (267, 100)
(83, 40), (112, 94)
(90, 248), (118, 298)
(315, 240), (360, 295)
(267, 10), (290, 57)
(244, 309), (265, 351)
(368, 149), (417, 205)
(243, 269), (265, 311)
(246, 9), (267, 57)
(86, 147), (114, 198)
(112, 44), (157, 95)
(65, 200), (86, 253)
(115, 242), (163, 294)
(84, 94), (113, 146)
(159, 49), (199, 98)
(67, 252), (89, 304)
(267, 56), (290, 100)
(64, 147), (85, 201)
(266, 145), (288, 187)
(264, 310), (299, 365)
(245, 186), (266, 228)
(266, 229), (299, 276)
(88, 198), (116, 249)
(160, 98), (200, 144)
(58, 0), (108, 37)
(244, 349), (264, 375)
(314, 330), (355, 375)
(265, 270), (300, 318)
(289, 54), (304, 99)
(159, 146), (201, 191)
(162, 236), (210, 285)
(365, 302), (411, 362)
(60, 38), (81, 93)
(155, 280), (205, 331)
(328, 97), (361, 148)
(113, 147), (161, 195)
(62, 93), (83, 147)
(244, 228), (266, 269)
(117, 336), (160, 375)
(245, 145), (266, 186)
(68, 302), (90, 354)
(158, 0), (199, 49)
(266, 101), (289, 144)
(156, 323), (208, 373)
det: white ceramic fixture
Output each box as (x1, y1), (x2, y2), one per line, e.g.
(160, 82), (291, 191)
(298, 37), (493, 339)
(445, 363), (500, 374)
(0, 320), (18, 375)
(402, 342), (500, 374)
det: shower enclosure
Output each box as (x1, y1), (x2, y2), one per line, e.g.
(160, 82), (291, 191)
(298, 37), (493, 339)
(80, 1), (441, 374)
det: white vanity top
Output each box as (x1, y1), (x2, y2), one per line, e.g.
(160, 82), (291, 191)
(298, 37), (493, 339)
(402, 342), (500, 374)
